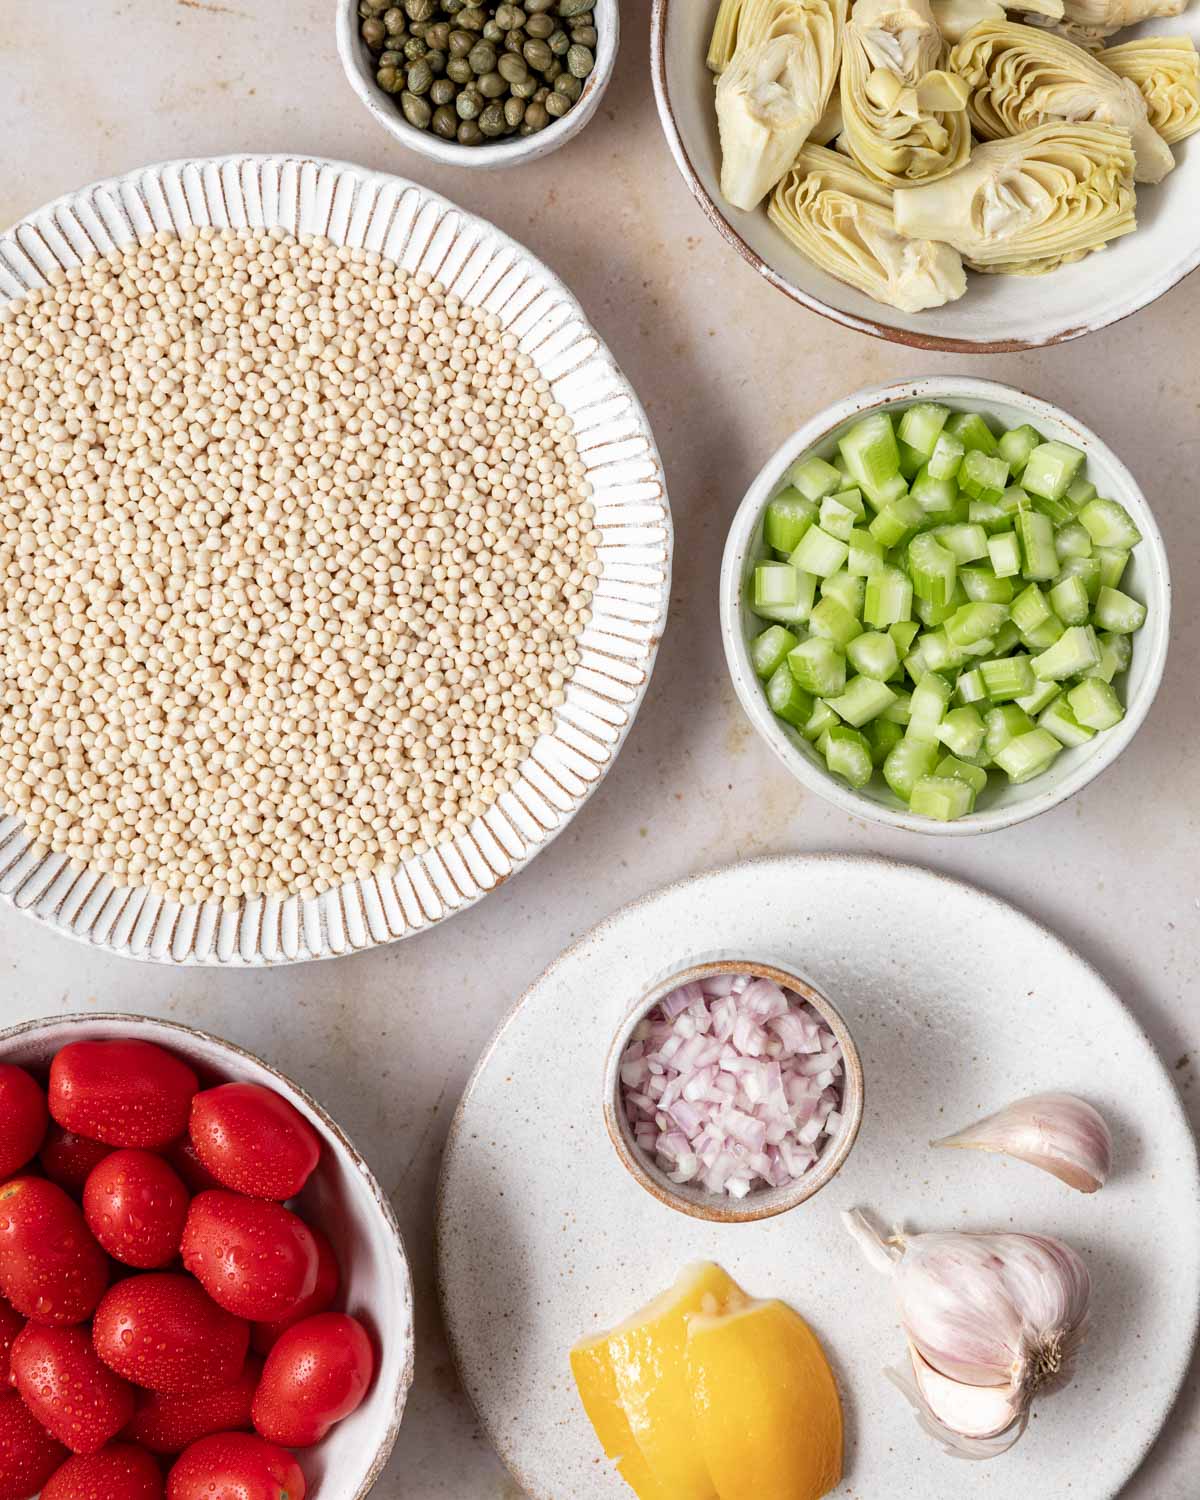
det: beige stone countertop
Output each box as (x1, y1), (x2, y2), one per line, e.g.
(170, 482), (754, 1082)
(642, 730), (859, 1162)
(1, 1), (1197, 1495)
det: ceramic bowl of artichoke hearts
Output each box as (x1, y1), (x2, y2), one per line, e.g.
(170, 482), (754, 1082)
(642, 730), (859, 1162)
(651, 0), (1200, 350)
(338, 0), (619, 167)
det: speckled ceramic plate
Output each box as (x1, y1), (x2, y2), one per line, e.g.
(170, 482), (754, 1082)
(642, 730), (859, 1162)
(437, 854), (1200, 1500)
(0, 155), (671, 964)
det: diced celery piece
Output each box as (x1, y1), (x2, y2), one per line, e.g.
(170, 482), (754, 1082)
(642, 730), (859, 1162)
(946, 411), (998, 455)
(910, 466), (960, 514)
(1017, 511), (1058, 580)
(1066, 475), (1097, 509)
(808, 596), (863, 649)
(1032, 492), (1076, 528)
(926, 431), (965, 481)
(1032, 624), (1101, 681)
(824, 725), (874, 788)
(1079, 497), (1142, 549)
(1067, 678), (1125, 730)
(938, 704), (986, 759)
(899, 403), (951, 457)
(767, 663), (814, 728)
(787, 455), (843, 503)
(934, 523), (989, 564)
(1049, 574), (1091, 626)
(936, 755), (988, 795)
(821, 570), (865, 618)
(864, 567), (913, 627)
(993, 727), (1063, 783)
(847, 631), (900, 681)
(1093, 586), (1145, 634)
(1015, 678), (1061, 716)
(802, 699), (840, 741)
(883, 737), (938, 800)
(1020, 615), (1066, 651)
(919, 630), (967, 674)
(910, 775), (976, 820)
(751, 624), (798, 680)
(753, 562), (801, 611)
(907, 673), (953, 741)
(997, 424), (1041, 474)
(990, 620), (1021, 656)
(979, 654), (1034, 701)
(969, 497), (1015, 534)
(1056, 554), (1102, 603)
(867, 717), (905, 765)
(908, 532), (958, 606)
(788, 638), (847, 696)
(869, 494), (925, 548)
(1055, 520), (1093, 561)
(791, 525), (850, 578)
(1011, 583), (1054, 635)
(881, 689), (912, 725)
(914, 582), (966, 628)
(960, 566), (1014, 605)
(957, 668), (987, 705)
(827, 676), (897, 726)
(898, 440), (926, 482)
(889, 621), (920, 658)
(960, 448), (1011, 498)
(946, 602), (1008, 648)
(1021, 441), (1085, 502)
(764, 489), (819, 553)
(847, 527), (885, 577)
(820, 495), (859, 541)
(1083, 631), (1132, 683)
(988, 531), (1022, 578)
(1096, 547), (1129, 589)
(838, 413), (901, 506)
(985, 704), (1035, 759)
(1039, 695), (1095, 747)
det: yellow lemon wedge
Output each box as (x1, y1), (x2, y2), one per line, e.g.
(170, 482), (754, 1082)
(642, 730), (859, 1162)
(686, 1297), (844, 1500)
(570, 1262), (740, 1500)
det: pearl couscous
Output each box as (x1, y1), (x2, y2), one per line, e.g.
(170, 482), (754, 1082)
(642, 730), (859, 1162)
(0, 227), (600, 904)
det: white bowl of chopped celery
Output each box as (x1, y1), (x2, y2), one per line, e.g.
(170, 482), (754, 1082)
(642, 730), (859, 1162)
(720, 377), (1170, 833)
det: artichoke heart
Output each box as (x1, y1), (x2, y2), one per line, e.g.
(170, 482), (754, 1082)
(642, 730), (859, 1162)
(841, 0), (973, 186)
(893, 121), (1137, 274)
(949, 21), (1175, 182)
(1019, 0), (1187, 52)
(716, 0), (849, 211)
(708, 0), (753, 72)
(769, 143), (968, 309)
(1099, 37), (1200, 146)
(931, 0), (1063, 43)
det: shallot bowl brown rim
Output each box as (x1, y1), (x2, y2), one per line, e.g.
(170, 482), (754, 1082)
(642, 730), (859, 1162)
(602, 957), (865, 1223)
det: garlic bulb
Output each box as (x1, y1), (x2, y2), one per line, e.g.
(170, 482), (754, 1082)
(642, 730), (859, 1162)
(769, 144), (968, 310)
(1099, 37), (1200, 146)
(934, 1091), (1113, 1192)
(931, 0), (1064, 43)
(716, 0), (849, 211)
(949, 21), (1176, 183)
(840, 0), (973, 185)
(844, 1208), (1091, 1459)
(892, 121), (1137, 275)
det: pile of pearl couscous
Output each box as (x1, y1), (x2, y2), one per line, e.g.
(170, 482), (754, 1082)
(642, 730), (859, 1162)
(0, 226), (600, 904)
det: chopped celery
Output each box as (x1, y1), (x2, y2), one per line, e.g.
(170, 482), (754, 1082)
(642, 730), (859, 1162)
(1015, 678), (1061, 716)
(946, 411), (998, 455)
(1011, 583), (1054, 635)
(821, 571), (865, 618)
(838, 413), (901, 505)
(847, 631), (900, 681)
(867, 717), (905, 765)
(899, 403), (951, 456)
(751, 624), (798, 680)
(919, 630), (968, 673)
(960, 449), (1010, 498)
(1017, 511), (1058, 580)
(985, 704), (1035, 760)
(960, 566), (1014, 605)
(764, 490), (819, 553)
(908, 533), (957, 606)
(1031, 492), (1077, 528)
(869, 494), (925, 548)
(898, 440), (926, 482)
(883, 737), (938, 800)
(1095, 547), (1130, 589)
(820, 494), (860, 541)
(997, 424), (1041, 474)
(910, 467), (960, 514)
(988, 531), (1022, 578)
(990, 620), (1021, 657)
(788, 638), (846, 697)
(1083, 631), (1132, 683)
(1021, 441), (1085, 502)
(1079, 497), (1142, 549)
(935, 523), (989, 564)
(753, 562), (801, 610)
(803, 699), (840, 741)
(910, 775), (976, 820)
(1020, 614), (1066, 651)
(864, 568), (913, 628)
(907, 673), (953, 742)
(766, 664), (814, 728)
(1039, 695), (1095, 747)
(847, 528), (886, 576)
(915, 584), (966, 628)
(957, 668), (987, 704)
(808, 595), (863, 649)
(926, 431), (965, 480)
(936, 755), (988, 794)
(1032, 624), (1101, 681)
(881, 689), (913, 725)
(787, 455), (843, 503)
(969, 497), (1016, 534)
(1065, 475), (1097, 509)
(1056, 554), (1102, 602)
(979, 654), (1033, 701)
(889, 621), (920, 659)
(994, 727), (1063, 783)
(1048, 574), (1090, 626)
(946, 602), (1008, 648)
(823, 725), (873, 788)
(1067, 678), (1125, 730)
(827, 676), (897, 726)
(938, 705), (986, 759)
(1054, 520), (1093, 561)
(791, 525), (850, 578)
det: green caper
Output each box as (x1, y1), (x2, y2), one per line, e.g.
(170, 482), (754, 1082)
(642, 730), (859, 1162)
(404, 0), (435, 19)
(444, 0), (465, 10)
(456, 87), (482, 119)
(457, 119), (484, 144)
(523, 99), (550, 130)
(467, 39), (497, 72)
(362, 17), (387, 48)
(432, 103), (459, 137)
(479, 101), (508, 136)
(448, 27), (474, 54)
(497, 52), (528, 84)
(547, 27), (570, 54)
(533, 83), (549, 100)
(410, 19), (431, 37)
(544, 58), (562, 80)
(511, 73), (538, 98)
(424, 47), (446, 73)
(504, 29), (525, 53)
(566, 43), (594, 77)
(458, 5), (486, 28)
(431, 76), (455, 104)
(377, 63), (403, 91)
(362, 0), (389, 12)
(478, 69), (508, 97)
(446, 55), (473, 82)
(404, 35), (427, 58)
(504, 95), (526, 127)
(401, 90), (433, 127)
(544, 89), (570, 118)
(494, 4), (524, 27)
(379, 48), (404, 65)
(525, 0), (554, 11)
(425, 20), (450, 47)
(482, 19), (504, 41)
(407, 59), (433, 93)
(523, 37), (553, 69)
(383, 7), (406, 34)
(559, 0), (594, 15)
(571, 23), (597, 46)
(554, 71), (582, 101)
(525, 12), (554, 37)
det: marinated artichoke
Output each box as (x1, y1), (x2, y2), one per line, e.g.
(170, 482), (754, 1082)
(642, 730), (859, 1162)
(708, 0), (752, 72)
(840, 0), (973, 186)
(716, 0), (849, 210)
(1020, 0), (1187, 51)
(1099, 37), (1200, 145)
(949, 21), (1176, 182)
(769, 143), (968, 307)
(892, 120), (1137, 273)
(931, 0), (1063, 41)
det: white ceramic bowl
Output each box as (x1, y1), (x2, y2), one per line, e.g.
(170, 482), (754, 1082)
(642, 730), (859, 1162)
(651, 0), (1200, 351)
(0, 1012), (413, 1500)
(720, 376), (1171, 835)
(0, 155), (670, 964)
(337, 0), (619, 169)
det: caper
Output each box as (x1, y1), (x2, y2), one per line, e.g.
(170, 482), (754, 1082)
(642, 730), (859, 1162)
(554, 71), (582, 101)
(544, 58), (562, 80)
(467, 39), (496, 72)
(362, 17), (387, 47)
(571, 23), (597, 46)
(525, 13), (554, 37)
(377, 63), (403, 91)
(404, 0), (435, 19)
(362, 0), (388, 12)
(533, 84), (549, 101)
(547, 27), (569, 54)
(458, 5), (486, 28)
(525, 0), (554, 11)
(504, 29), (525, 53)
(494, 4), (524, 27)
(478, 69), (508, 97)
(379, 48), (404, 65)
(448, 27), (474, 54)
(456, 87), (482, 119)
(559, 0), (593, 15)
(496, 52), (527, 84)
(407, 59), (433, 93)
(425, 20), (450, 47)
(446, 55), (473, 82)
(457, 119), (484, 144)
(383, 7), (406, 34)
(482, 19), (504, 41)
(410, 19), (430, 37)
(424, 47), (446, 73)
(523, 99), (550, 130)
(478, 101), (508, 136)
(430, 76), (455, 104)
(523, 37), (553, 69)
(511, 73), (538, 98)
(404, 35), (427, 58)
(432, 103), (459, 137)
(566, 43), (594, 77)
(504, 95), (526, 127)
(544, 89), (570, 118)
(401, 90), (433, 127)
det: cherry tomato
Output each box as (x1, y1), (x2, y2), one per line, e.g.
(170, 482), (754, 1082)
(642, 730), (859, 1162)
(10, 1324), (134, 1456)
(50, 1043), (197, 1150)
(0, 1178), (108, 1325)
(167, 1433), (305, 1500)
(181, 1192), (318, 1323)
(41, 1443), (164, 1500)
(125, 1355), (262, 1455)
(0, 1297), (22, 1386)
(188, 1085), (320, 1202)
(0, 1069), (48, 1183)
(164, 1139), (220, 1196)
(0, 1390), (68, 1500)
(92, 1274), (249, 1395)
(82, 1152), (189, 1270)
(39, 1129), (112, 1199)
(251, 1227), (339, 1354)
(252, 1313), (373, 1448)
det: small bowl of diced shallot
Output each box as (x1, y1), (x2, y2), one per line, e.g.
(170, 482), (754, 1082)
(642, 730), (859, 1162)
(603, 958), (864, 1222)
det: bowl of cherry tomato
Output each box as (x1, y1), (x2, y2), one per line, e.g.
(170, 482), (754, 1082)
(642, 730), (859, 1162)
(0, 1013), (414, 1500)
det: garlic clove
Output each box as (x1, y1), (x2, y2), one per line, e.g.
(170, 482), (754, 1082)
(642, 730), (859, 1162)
(887, 1344), (1029, 1460)
(933, 1091), (1113, 1194)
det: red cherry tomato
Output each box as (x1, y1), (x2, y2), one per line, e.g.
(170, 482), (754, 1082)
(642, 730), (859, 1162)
(188, 1085), (320, 1202)
(252, 1313), (373, 1448)
(164, 1139), (221, 1195)
(181, 1192), (318, 1323)
(41, 1443), (164, 1500)
(0, 1178), (108, 1326)
(251, 1227), (339, 1355)
(39, 1128), (112, 1199)
(92, 1274), (249, 1395)
(167, 1433), (305, 1500)
(0, 1390), (68, 1499)
(50, 1043), (197, 1150)
(0, 1068), (48, 1183)
(0, 1297), (22, 1387)
(82, 1151), (189, 1270)
(125, 1355), (262, 1455)
(10, 1324), (134, 1456)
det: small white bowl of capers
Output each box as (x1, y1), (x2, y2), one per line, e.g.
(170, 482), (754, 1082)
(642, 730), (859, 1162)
(338, 0), (618, 167)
